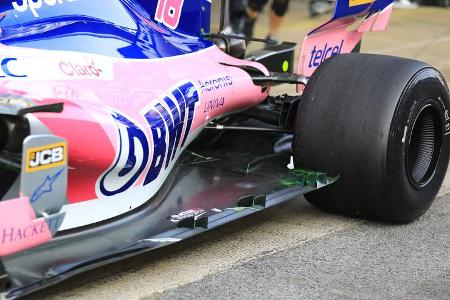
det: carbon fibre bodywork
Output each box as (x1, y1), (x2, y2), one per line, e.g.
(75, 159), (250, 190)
(2, 130), (335, 299)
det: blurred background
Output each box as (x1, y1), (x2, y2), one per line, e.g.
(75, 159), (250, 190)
(211, 0), (450, 95)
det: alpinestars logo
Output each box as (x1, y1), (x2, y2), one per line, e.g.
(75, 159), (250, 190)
(12, 0), (77, 18)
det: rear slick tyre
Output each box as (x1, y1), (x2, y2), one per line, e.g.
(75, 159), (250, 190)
(293, 54), (450, 223)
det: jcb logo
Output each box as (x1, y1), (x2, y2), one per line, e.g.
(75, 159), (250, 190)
(26, 142), (66, 173)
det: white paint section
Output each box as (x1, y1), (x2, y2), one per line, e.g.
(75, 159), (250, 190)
(0, 49), (115, 81)
(0, 45), (215, 82)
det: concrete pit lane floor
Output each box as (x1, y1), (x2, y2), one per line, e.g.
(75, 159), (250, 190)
(27, 3), (450, 300)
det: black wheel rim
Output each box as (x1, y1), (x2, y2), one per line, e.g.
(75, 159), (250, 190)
(406, 103), (443, 188)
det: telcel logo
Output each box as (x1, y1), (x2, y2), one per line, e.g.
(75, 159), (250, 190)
(12, 0), (77, 18)
(308, 40), (344, 68)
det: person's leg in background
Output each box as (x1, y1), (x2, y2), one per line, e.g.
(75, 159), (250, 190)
(228, 0), (290, 45)
(242, 0), (268, 38)
(229, 0), (249, 33)
(245, 0), (289, 43)
(267, 0), (289, 42)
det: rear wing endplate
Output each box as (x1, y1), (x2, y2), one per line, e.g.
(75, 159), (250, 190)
(298, 0), (394, 78)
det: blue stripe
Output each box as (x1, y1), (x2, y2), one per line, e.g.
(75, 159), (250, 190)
(333, 0), (393, 19)
(0, 0), (213, 59)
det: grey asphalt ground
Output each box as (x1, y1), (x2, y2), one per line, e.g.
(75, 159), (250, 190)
(31, 194), (450, 300)
(156, 196), (450, 300)
(26, 3), (450, 300)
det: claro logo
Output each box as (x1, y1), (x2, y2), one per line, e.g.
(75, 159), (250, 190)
(12, 0), (77, 18)
(59, 60), (103, 78)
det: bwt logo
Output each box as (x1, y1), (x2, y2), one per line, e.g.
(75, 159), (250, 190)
(308, 40), (344, 68)
(0, 58), (26, 78)
(12, 0), (77, 18)
(99, 82), (199, 196)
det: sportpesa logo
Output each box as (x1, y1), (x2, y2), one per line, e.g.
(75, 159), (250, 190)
(12, 0), (77, 18)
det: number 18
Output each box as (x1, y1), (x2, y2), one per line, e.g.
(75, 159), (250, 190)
(155, 0), (184, 30)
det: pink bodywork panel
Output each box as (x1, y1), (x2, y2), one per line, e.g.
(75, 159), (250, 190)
(0, 197), (52, 256)
(1, 45), (269, 204)
(371, 5), (393, 32)
(297, 4), (394, 80)
(0, 44), (270, 252)
(359, 5), (393, 32)
(298, 28), (363, 77)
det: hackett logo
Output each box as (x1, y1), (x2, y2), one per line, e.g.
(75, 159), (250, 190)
(0, 217), (60, 245)
(1, 223), (47, 244)
(308, 40), (344, 68)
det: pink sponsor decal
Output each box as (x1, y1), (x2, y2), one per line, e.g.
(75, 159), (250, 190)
(0, 197), (53, 257)
(155, 0), (184, 30)
(59, 60), (104, 78)
(297, 27), (363, 77)
(297, 3), (394, 86)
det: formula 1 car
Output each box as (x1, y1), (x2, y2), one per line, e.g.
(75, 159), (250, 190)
(0, 0), (449, 298)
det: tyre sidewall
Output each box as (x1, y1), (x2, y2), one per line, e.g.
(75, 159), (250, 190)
(386, 68), (450, 222)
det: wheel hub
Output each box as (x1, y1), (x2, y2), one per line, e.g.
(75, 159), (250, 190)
(406, 104), (443, 188)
